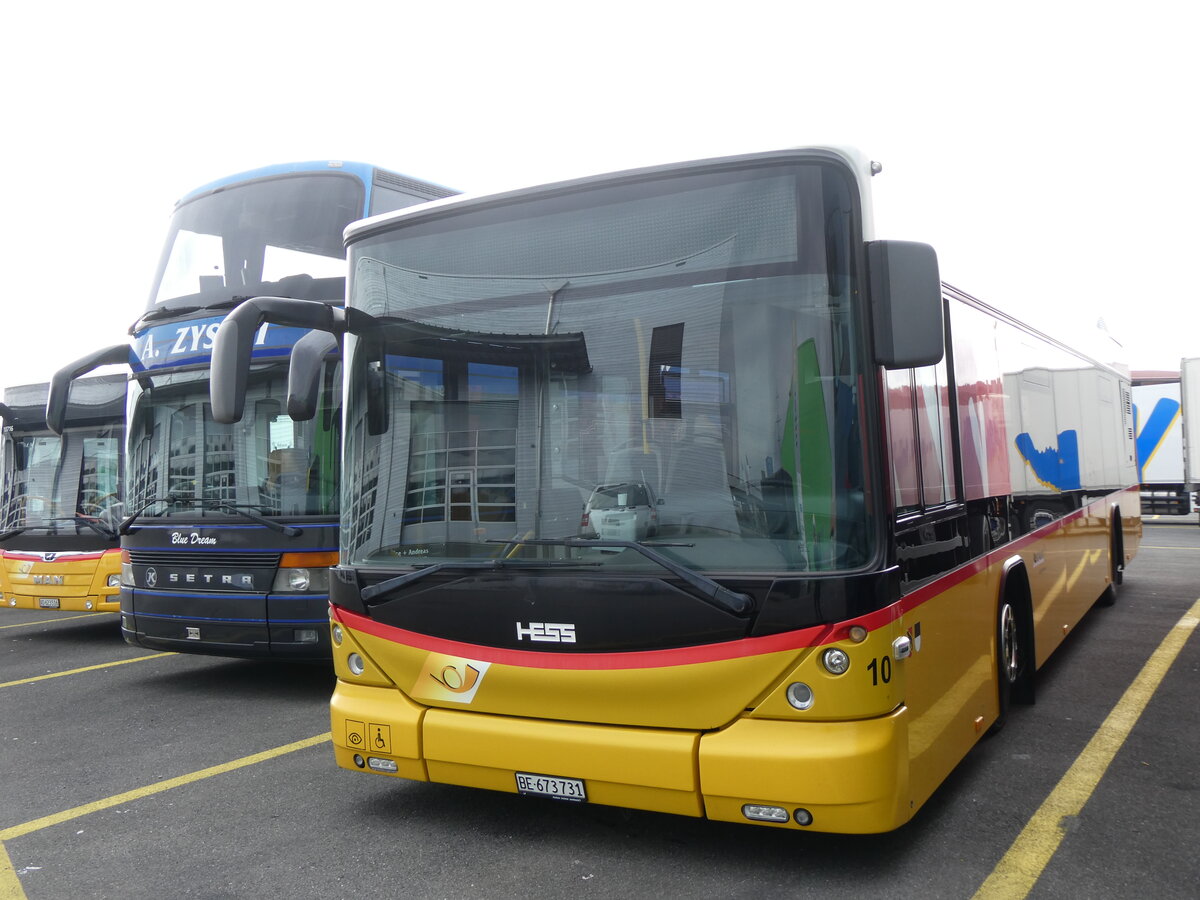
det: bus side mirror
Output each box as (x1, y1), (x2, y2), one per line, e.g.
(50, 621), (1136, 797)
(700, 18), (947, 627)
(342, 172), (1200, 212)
(287, 331), (341, 421)
(46, 344), (130, 434)
(211, 297), (344, 424)
(867, 240), (944, 369)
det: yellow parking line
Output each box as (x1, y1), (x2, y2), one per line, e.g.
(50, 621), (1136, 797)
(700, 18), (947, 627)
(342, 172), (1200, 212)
(0, 842), (23, 900)
(0, 733), (330, 841)
(0, 733), (330, 900)
(1138, 545), (1200, 550)
(973, 596), (1200, 899)
(0, 614), (113, 630)
(0, 653), (176, 689)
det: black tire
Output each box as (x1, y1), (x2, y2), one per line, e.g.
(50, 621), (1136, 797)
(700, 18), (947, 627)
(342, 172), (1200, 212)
(1098, 514), (1123, 607)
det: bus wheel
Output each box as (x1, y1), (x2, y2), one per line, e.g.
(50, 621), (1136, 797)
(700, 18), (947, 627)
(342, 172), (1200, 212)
(1098, 512), (1123, 607)
(989, 596), (1027, 735)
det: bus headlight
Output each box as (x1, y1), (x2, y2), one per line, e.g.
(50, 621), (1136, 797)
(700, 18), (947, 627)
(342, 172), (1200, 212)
(822, 648), (851, 675)
(348, 653), (366, 676)
(272, 567), (330, 593)
(120, 563), (134, 587)
(785, 682), (815, 710)
(107, 573), (121, 588)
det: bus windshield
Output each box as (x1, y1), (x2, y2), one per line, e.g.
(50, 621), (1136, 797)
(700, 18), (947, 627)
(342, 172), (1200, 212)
(342, 161), (873, 573)
(148, 172), (364, 312)
(127, 364), (341, 518)
(0, 428), (122, 533)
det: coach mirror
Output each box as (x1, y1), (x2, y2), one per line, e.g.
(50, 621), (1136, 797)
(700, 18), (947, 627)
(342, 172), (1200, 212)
(286, 330), (340, 421)
(867, 240), (944, 369)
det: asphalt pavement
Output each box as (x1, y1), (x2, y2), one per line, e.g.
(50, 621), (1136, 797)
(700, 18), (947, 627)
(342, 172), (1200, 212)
(1, 515), (1198, 899)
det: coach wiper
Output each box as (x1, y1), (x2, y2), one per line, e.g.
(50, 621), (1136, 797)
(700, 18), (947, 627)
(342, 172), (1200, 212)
(511, 538), (753, 617)
(359, 557), (602, 604)
(118, 496), (179, 534)
(0, 527), (25, 542)
(130, 298), (245, 331)
(204, 500), (302, 538)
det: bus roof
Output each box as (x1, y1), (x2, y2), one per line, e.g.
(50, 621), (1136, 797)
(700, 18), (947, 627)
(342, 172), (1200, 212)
(175, 161), (381, 206)
(342, 146), (880, 246)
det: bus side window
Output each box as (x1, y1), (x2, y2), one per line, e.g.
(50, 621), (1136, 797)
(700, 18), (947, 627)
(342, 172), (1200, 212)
(886, 368), (920, 513)
(914, 358), (956, 506)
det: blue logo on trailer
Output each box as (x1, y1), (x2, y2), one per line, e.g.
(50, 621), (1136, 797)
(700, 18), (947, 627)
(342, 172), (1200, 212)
(1015, 430), (1082, 492)
(1133, 398), (1181, 482)
(130, 314), (313, 373)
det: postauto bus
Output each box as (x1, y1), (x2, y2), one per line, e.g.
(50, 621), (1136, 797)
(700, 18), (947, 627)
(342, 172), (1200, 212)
(1, 376), (124, 612)
(47, 161), (455, 659)
(211, 148), (1139, 832)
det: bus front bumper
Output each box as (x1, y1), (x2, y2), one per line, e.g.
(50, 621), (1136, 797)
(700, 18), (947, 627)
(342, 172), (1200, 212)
(4, 590), (120, 613)
(120, 589), (330, 659)
(330, 680), (912, 834)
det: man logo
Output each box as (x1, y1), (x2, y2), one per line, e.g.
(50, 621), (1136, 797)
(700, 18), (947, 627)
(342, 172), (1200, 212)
(42, 552), (58, 562)
(145, 567), (158, 588)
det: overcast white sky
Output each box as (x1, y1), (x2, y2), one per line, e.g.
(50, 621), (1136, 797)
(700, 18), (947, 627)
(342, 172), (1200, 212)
(2, 0), (1195, 388)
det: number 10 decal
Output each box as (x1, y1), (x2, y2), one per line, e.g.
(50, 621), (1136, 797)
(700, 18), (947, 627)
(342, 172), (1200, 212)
(867, 656), (892, 686)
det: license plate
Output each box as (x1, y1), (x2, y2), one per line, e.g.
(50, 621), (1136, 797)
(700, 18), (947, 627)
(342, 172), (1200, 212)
(515, 772), (587, 802)
(38, 598), (60, 609)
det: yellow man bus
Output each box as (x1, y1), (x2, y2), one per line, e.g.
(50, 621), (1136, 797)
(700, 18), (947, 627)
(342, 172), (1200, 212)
(1, 376), (124, 612)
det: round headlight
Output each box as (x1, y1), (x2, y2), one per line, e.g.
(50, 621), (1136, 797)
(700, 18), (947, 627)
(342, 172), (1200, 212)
(332, 624), (344, 646)
(348, 652), (366, 676)
(786, 682), (815, 710)
(287, 568), (311, 591)
(822, 648), (851, 675)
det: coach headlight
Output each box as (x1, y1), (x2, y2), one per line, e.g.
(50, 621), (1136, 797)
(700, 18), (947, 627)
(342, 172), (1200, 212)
(273, 552), (337, 593)
(272, 566), (330, 593)
(107, 573), (121, 588)
(120, 562), (134, 587)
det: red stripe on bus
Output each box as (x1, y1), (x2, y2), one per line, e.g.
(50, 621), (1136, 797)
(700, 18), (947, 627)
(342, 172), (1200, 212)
(336, 487), (1135, 671)
(334, 606), (841, 670)
(1, 550), (112, 562)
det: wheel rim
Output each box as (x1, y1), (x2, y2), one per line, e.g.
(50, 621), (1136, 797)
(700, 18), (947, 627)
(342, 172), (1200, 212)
(999, 602), (1019, 684)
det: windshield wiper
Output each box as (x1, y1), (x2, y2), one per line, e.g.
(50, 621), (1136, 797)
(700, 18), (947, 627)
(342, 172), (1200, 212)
(54, 516), (118, 540)
(119, 496), (178, 534)
(511, 538), (753, 616)
(208, 501), (302, 537)
(131, 298), (246, 331)
(360, 557), (602, 603)
(122, 497), (301, 537)
(0, 527), (25, 542)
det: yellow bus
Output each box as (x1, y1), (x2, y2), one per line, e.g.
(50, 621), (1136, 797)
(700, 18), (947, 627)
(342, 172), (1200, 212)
(1, 376), (124, 612)
(212, 147), (1140, 833)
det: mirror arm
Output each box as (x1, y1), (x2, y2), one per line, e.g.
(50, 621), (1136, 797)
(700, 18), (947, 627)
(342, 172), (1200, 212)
(46, 344), (129, 434)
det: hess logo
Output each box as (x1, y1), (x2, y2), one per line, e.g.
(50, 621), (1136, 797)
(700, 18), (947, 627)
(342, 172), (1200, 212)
(515, 622), (577, 643)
